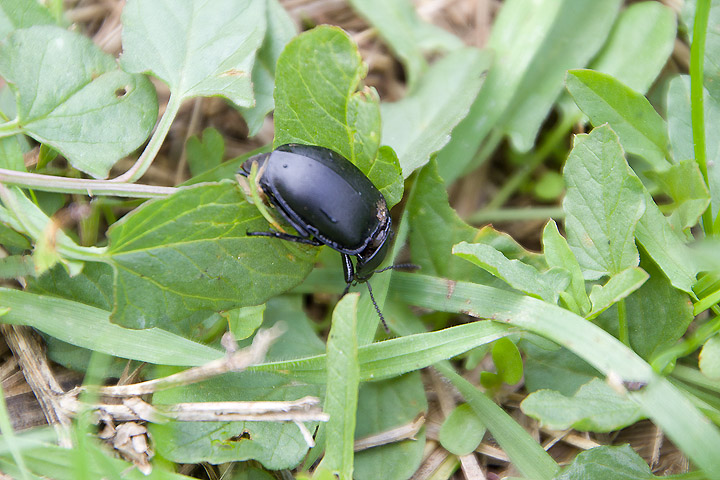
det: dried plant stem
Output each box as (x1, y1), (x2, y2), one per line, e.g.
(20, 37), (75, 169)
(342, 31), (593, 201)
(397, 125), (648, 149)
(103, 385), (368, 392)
(95, 325), (285, 397)
(1, 325), (72, 447)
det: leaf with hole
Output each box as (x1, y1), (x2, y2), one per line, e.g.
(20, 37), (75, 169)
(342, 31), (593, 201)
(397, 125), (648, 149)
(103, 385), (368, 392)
(0, 26), (158, 178)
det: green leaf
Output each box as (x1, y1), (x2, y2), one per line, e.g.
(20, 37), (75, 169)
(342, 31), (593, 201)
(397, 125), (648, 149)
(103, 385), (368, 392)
(566, 70), (670, 171)
(0, 26), (158, 178)
(107, 182), (315, 334)
(453, 241), (568, 303)
(435, 362), (559, 479)
(186, 127), (224, 177)
(521, 378), (644, 432)
(227, 304), (265, 341)
(599, 258), (694, 363)
(318, 295), (360, 480)
(237, 0), (296, 135)
(563, 125), (646, 279)
(150, 300), (324, 469)
(492, 337), (523, 385)
(542, 219), (590, 315)
(0, 288), (222, 366)
(522, 342), (600, 396)
(30, 262), (114, 311)
(0, 0), (55, 38)
(347, 0), (463, 89)
(700, 335), (720, 380)
(0, 436), (197, 480)
(587, 267), (648, 320)
(646, 159), (710, 232)
(393, 273), (720, 479)
(0, 135), (24, 171)
(634, 189), (697, 294)
(121, 0), (265, 105)
(354, 374), (427, 480)
(666, 74), (720, 223)
(407, 159), (493, 283)
(439, 403), (486, 456)
(589, 2), (677, 95)
(380, 48), (490, 177)
(437, 0), (622, 181)
(254, 320), (516, 384)
(273, 26), (402, 204)
(556, 445), (654, 480)
(367, 146), (403, 208)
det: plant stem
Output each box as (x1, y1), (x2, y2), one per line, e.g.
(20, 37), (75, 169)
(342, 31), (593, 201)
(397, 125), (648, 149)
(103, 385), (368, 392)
(617, 298), (629, 346)
(112, 92), (183, 183)
(690, 0), (714, 235)
(0, 169), (176, 198)
(0, 119), (21, 137)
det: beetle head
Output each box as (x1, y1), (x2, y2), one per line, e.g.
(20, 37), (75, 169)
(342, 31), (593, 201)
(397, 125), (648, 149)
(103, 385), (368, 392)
(239, 152), (271, 178)
(355, 225), (393, 281)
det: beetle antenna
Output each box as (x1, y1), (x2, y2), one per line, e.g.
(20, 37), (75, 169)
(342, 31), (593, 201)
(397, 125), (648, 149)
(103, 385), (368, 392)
(375, 263), (420, 274)
(365, 281), (389, 333)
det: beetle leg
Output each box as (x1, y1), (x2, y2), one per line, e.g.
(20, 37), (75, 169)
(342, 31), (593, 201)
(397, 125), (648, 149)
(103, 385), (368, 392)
(246, 231), (322, 246)
(341, 254), (355, 285)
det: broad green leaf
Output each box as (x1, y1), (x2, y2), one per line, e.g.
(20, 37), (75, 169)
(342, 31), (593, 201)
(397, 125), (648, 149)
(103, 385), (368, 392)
(587, 267), (648, 320)
(367, 146), (403, 207)
(634, 189), (698, 294)
(107, 182), (315, 334)
(347, 0), (463, 89)
(492, 337), (523, 385)
(665, 74), (720, 222)
(563, 125), (646, 279)
(0, 135), (23, 171)
(407, 159), (495, 284)
(439, 403), (486, 456)
(30, 261), (114, 311)
(354, 374), (427, 480)
(186, 127), (224, 177)
(556, 445), (655, 480)
(0, 254), (33, 278)
(380, 48), (490, 177)
(227, 304), (265, 341)
(0, 26), (158, 178)
(393, 273), (720, 479)
(647, 159), (710, 232)
(700, 335), (720, 380)
(521, 378), (644, 432)
(121, 0), (265, 105)
(666, 75), (694, 162)
(237, 0), (295, 135)
(318, 295), (360, 480)
(273, 26), (402, 204)
(437, 0), (621, 182)
(0, 288), (222, 366)
(150, 371), (321, 469)
(599, 258), (694, 362)
(0, 0), (54, 38)
(522, 342), (600, 396)
(589, 2), (677, 95)
(150, 298), (324, 469)
(453, 241), (568, 303)
(542, 219), (590, 315)
(566, 70), (670, 171)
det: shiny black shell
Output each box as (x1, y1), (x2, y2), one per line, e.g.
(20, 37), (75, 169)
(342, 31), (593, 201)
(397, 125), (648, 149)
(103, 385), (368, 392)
(241, 144), (392, 280)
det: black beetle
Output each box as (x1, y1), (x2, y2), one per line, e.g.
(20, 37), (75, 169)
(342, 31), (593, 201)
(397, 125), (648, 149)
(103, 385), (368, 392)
(239, 143), (396, 328)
